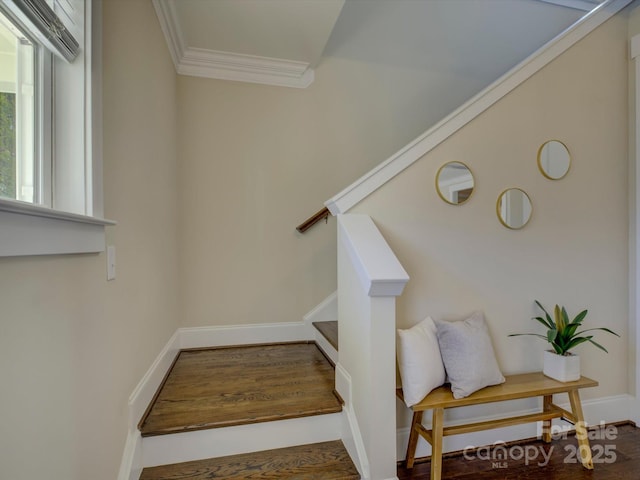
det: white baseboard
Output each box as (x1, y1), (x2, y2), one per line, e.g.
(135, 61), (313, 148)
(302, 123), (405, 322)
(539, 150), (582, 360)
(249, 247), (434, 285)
(117, 430), (142, 480)
(628, 396), (640, 425)
(127, 331), (181, 431)
(141, 413), (342, 467)
(396, 393), (634, 461)
(179, 321), (314, 349)
(118, 331), (181, 480)
(303, 291), (338, 327)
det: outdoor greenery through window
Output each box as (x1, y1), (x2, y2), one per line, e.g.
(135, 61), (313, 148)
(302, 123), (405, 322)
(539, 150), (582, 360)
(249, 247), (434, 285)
(0, 9), (35, 204)
(0, 91), (15, 198)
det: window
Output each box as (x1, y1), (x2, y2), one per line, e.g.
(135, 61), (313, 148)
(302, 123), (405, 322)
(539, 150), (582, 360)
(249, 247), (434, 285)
(0, 10), (35, 204)
(0, 0), (112, 257)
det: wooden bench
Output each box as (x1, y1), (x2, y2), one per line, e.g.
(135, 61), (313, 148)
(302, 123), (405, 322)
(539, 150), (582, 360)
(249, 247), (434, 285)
(397, 372), (598, 480)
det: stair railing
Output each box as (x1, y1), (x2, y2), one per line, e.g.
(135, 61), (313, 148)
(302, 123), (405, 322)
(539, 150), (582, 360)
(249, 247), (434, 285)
(335, 214), (409, 480)
(296, 207), (330, 233)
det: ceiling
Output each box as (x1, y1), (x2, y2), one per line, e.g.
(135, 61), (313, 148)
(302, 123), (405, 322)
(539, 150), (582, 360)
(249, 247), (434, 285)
(152, 0), (604, 88)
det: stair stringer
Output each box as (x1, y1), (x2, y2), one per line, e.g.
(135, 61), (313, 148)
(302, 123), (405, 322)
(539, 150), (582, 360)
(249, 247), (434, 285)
(315, 326), (338, 364)
(306, 292), (339, 363)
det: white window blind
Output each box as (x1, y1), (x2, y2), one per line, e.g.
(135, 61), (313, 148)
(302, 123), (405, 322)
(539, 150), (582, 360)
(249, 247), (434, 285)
(10, 0), (79, 61)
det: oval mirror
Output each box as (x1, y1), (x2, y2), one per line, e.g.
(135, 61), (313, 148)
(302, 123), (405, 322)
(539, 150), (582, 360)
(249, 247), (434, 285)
(436, 161), (474, 205)
(497, 188), (532, 230)
(537, 140), (570, 180)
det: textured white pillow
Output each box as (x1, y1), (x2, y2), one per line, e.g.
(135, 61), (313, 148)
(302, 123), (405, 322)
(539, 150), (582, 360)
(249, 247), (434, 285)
(397, 316), (446, 407)
(434, 312), (505, 399)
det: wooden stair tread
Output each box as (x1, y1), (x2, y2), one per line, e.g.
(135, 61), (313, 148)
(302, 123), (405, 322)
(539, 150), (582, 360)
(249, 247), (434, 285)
(140, 342), (342, 437)
(140, 440), (360, 480)
(313, 321), (338, 351)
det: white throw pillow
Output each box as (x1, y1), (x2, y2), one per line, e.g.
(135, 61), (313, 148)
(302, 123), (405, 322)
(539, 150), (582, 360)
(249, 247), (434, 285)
(397, 316), (446, 407)
(434, 312), (505, 399)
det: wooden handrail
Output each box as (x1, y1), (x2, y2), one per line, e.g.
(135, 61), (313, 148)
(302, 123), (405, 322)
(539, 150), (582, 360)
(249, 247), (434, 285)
(296, 207), (330, 233)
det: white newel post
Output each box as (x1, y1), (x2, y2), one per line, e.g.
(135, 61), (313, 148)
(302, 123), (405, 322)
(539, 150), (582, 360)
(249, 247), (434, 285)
(336, 214), (409, 480)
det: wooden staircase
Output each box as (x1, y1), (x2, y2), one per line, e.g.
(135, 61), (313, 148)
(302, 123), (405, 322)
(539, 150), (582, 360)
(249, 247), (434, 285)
(140, 440), (358, 480)
(137, 335), (358, 479)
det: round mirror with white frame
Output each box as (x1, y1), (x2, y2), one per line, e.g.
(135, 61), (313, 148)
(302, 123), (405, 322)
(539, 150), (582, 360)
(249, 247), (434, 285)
(497, 188), (532, 230)
(537, 140), (571, 180)
(436, 161), (474, 205)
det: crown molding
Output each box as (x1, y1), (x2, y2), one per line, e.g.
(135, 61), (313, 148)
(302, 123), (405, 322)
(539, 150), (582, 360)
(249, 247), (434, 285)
(152, 0), (314, 88)
(152, 0), (185, 69)
(178, 47), (314, 88)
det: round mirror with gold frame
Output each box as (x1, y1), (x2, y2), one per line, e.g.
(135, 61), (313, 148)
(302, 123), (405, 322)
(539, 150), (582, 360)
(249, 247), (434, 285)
(497, 188), (532, 230)
(436, 161), (474, 205)
(537, 140), (570, 180)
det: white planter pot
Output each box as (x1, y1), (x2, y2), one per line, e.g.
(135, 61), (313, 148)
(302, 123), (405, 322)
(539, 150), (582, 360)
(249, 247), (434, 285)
(543, 350), (580, 382)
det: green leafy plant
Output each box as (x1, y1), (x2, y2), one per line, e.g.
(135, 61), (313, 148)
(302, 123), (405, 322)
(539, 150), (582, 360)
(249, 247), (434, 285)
(509, 300), (619, 356)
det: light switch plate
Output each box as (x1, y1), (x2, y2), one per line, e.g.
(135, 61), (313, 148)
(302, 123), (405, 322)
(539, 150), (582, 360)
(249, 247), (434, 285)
(107, 246), (116, 281)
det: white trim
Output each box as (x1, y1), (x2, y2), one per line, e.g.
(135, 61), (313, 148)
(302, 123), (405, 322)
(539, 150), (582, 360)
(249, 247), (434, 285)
(338, 214), (409, 297)
(178, 47), (314, 89)
(336, 363), (370, 479)
(89, 0), (104, 218)
(0, 209), (108, 256)
(396, 394), (633, 461)
(118, 331), (180, 480)
(151, 0), (184, 70)
(179, 321), (313, 350)
(315, 329), (338, 364)
(534, 0), (602, 12)
(151, 0), (314, 89)
(303, 291), (338, 328)
(116, 430), (142, 480)
(141, 413), (342, 467)
(306, 292), (339, 362)
(0, 198), (114, 225)
(325, 0), (632, 215)
(127, 331), (181, 431)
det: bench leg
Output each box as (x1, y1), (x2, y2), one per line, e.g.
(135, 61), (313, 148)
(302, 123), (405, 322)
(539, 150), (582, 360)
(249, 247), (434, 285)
(542, 394), (553, 443)
(568, 389), (594, 470)
(431, 407), (444, 480)
(405, 411), (423, 469)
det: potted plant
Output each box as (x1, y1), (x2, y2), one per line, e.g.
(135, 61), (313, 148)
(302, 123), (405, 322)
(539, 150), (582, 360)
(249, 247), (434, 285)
(509, 300), (619, 382)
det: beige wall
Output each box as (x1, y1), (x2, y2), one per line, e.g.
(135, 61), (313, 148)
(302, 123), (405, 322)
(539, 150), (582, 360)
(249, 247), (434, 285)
(353, 13), (630, 407)
(176, 54), (482, 326)
(0, 1), (180, 479)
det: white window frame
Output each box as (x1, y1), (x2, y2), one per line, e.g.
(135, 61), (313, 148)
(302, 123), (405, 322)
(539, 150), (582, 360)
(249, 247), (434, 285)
(0, 0), (114, 257)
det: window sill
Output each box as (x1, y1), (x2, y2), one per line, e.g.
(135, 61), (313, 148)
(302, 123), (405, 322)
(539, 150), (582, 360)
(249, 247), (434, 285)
(0, 198), (116, 257)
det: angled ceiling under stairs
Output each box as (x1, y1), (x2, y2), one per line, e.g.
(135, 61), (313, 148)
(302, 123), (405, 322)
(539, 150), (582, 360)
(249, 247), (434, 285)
(153, 0), (600, 89)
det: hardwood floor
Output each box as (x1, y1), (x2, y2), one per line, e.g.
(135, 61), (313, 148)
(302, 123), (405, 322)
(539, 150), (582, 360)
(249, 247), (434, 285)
(313, 321), (339, 351)
(139, 342), (342, 436)
(397, 422), (640, 479)
(140, 440), (360, 480)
